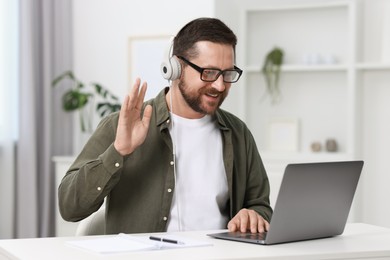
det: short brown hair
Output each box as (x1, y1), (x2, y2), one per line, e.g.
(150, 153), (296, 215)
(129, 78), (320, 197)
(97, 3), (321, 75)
(173, 17), (237, 60)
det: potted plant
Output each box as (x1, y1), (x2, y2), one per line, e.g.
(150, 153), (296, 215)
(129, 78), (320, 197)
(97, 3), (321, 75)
(262, 46), (284, 104)
(52, 71), (121, 132)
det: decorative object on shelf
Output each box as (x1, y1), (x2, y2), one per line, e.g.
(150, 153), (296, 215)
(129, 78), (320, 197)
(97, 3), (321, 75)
(326, 138), (338, 152)
(302, 52), (321, 65)
(302, 53), (337, 65)
(262, 46), (284, 104)
(310, 141), (322, 152)
(322, 53), (337, 65)
(52, 70), (121, 132)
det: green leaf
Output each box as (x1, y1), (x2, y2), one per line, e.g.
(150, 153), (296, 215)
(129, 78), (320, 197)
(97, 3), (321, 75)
(110, 94), (119, 101)
(94, 83), (103, 94)
(62, 90), (91, 111)
(111, 104), (121, 112)
(52, 70), (74, 87)
(96, 102), (121, 117)
(93, 83), (109, 98)
(76, 82), (85, 89)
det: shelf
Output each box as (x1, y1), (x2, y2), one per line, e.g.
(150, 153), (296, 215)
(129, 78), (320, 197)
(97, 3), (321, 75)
(245, 64), (348, 73)
(248, 1), (350, 12)
(355, 63), (390, 71)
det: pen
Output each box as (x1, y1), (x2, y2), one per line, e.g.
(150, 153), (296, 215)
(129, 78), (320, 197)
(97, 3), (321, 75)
(149, 236), (185, 245)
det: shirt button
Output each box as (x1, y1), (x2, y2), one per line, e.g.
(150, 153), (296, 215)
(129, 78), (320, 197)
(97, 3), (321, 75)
(115, 162), (120, 167)
(170, 161), (174, 166)
(163, 217), (168, 221)
(97, 187), (102, 191)
(167, 188), (172, 193)
(166, 119), (170, 124)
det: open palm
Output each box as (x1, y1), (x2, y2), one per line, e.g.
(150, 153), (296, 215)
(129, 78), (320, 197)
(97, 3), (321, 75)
(114, 78), (152, 156)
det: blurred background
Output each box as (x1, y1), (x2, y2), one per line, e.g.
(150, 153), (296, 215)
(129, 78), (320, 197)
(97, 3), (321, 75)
(1, 0), (389, 239)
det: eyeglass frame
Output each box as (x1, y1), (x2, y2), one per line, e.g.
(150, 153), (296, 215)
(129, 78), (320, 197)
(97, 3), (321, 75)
(177, 56), (243, 83)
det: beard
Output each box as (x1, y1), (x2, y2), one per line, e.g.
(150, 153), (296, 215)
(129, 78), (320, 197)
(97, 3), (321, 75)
(178, 78), (228, 115)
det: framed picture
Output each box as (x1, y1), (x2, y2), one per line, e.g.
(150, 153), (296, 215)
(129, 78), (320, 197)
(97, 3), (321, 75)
(128, 35), (172, 100)
(267, 118), (299, 152)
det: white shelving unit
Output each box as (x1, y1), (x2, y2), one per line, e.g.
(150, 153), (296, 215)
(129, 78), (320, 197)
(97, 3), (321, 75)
(236, 1), (360, 215)
(238, 1), (357, 164)
(227, 0), (390, 225)
(355, 63), (390, 70)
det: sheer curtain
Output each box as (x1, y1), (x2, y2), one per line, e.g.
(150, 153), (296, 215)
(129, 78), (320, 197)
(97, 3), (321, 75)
(0, 0), (18, 239)
(15, 0), (73, 238)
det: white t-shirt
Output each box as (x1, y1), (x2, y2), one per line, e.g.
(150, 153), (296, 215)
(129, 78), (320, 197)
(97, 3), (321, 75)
(167, 113), (229, 231)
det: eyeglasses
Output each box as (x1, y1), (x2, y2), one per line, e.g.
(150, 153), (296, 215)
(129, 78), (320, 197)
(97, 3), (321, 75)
(177, 56), (243, 83)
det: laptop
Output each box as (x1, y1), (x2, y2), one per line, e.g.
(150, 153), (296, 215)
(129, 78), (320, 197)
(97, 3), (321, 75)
(208, 160), (364, 245)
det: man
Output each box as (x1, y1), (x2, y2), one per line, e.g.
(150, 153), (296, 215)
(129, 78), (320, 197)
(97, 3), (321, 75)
(58, 17), (272, 235)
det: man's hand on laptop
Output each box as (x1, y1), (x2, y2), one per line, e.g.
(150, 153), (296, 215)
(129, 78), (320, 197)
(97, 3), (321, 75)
(227, 209), (270, 233)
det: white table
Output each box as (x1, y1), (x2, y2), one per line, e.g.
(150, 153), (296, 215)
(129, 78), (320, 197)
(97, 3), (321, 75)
(1, 223), (390, 260)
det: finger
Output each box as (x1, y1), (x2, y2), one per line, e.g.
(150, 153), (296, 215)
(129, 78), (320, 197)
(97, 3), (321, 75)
(142, 105), (152, 128)
(136, 81), (148, 110)
(256, 216), (265, 234)
(256, 216), (269, 233)
(121, 94), (129, 112)
(264, 220), (270, 232)
(227, 219), (238, 232)
(248, 211), (259, 233)
(239, 212), (249, 233)
(118, 94), (130, 123)
(128, 78), (141, 110)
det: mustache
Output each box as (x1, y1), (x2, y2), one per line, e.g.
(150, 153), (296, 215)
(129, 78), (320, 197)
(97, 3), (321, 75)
(201, 87), (224, 96)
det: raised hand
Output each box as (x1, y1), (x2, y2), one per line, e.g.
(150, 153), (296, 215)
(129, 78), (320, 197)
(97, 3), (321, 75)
(114, 78), (152, 156)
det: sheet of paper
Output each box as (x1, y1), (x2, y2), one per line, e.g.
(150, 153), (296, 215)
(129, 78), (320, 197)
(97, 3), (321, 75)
(66, 236), (156, 254)
(66, 233), (213, 254)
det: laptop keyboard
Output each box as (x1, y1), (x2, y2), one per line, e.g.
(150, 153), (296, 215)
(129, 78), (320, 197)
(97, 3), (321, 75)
(229, 232), (267, 240)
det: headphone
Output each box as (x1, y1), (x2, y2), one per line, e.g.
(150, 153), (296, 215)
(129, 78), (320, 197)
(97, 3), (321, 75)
(160, 38), (182, 81)
(160, 37), (182, 230)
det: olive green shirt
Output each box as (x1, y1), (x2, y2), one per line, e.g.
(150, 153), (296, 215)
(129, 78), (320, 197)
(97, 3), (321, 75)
(58, 88), (272, 234)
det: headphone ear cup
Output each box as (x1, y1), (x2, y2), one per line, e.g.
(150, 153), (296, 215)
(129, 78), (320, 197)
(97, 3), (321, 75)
(161, 38), (182, 81)
(169, 56), (182, 80)
(161, 59), (173, 80)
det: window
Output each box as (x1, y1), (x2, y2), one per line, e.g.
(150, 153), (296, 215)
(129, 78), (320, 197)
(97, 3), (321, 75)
(0, 0), (18, 239)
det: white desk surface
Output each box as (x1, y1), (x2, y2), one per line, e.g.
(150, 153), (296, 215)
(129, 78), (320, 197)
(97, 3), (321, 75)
(1, 223), (390, 260)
